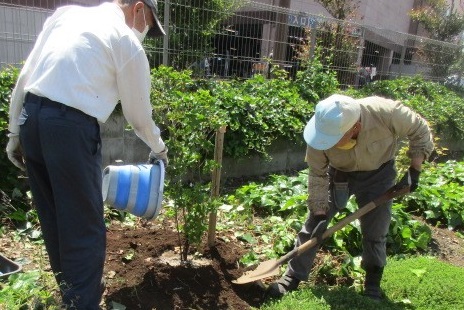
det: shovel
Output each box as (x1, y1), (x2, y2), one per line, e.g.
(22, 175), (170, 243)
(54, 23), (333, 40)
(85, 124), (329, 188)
(232, 185), (410, 284)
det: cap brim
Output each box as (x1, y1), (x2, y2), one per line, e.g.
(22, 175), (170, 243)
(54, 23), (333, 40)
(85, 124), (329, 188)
(303, 116), (344, 150)
(147, 10), (165, 37)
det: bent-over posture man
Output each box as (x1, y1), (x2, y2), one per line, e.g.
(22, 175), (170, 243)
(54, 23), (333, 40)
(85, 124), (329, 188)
(267, 94), (434, 300)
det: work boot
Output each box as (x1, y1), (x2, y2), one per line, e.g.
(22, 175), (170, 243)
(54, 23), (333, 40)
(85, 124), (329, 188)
(266, 274), (300, 298)
(363, 265), (384, 301)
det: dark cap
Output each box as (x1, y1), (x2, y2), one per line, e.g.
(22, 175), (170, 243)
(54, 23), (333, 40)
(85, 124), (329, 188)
(142, 0), (166, 37)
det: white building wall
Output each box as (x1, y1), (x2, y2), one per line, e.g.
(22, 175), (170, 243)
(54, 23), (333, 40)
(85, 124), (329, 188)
(287, 0), (332, 18)
(360, 0), (415, 33)
(253, 0), (416, 33)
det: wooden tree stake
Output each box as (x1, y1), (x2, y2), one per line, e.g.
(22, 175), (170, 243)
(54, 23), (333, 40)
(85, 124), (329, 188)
(208, 126), (226, 247)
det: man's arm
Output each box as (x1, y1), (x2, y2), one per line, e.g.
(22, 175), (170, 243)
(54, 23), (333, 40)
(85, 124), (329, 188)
(305, 146), (330, 214)
(117, 51), (165, 154)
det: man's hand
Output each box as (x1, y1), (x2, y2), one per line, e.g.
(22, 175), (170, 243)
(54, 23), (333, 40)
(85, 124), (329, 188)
(149, 147), (168, 168)
(6, 134), (26, 171)
(310, 214), (327, 244)
(395, 166), (421, 192)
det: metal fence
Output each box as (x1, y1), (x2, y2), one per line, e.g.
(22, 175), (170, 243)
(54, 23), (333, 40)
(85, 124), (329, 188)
(1, 0), (461, 87)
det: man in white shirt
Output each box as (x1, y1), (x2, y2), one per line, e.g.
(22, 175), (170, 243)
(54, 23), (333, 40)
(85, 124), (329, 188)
(5, 1), (167, 308)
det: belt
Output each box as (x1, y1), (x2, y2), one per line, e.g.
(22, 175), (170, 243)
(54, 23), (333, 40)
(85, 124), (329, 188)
(25, 92), (96, 121)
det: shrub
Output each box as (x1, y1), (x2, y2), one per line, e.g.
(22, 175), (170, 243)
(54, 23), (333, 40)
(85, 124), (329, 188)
(401, 160), (464, 230)
(344, 76), (464, 141)
(0, 66), (32, 226)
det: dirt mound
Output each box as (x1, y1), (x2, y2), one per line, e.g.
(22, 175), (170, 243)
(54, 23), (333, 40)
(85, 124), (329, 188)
(104, 222), (264, 309)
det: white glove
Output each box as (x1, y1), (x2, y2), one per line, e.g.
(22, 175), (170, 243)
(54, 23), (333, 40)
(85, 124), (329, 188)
(149, 147), (168, 168)
(6, 134), (26, 171)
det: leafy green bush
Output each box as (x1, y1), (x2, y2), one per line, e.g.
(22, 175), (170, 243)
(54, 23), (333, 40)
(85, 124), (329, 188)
(400, 160), (464, 230)
(0, 66), (32, 226)
(212, 70), (309, 158)
(0, 66), (20, 191)
(345, 76), (464, 141)
(295, 45), (340, 103)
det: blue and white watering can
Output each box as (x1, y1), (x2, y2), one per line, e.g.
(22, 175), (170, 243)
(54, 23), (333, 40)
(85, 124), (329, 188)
(102, 161), (165, 220)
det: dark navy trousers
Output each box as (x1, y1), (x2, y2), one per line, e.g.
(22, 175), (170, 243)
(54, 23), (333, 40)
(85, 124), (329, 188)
(19, 93), (105, 309)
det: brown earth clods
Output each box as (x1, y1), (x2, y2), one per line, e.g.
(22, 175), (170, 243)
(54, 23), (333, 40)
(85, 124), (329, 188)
(102, 219), (265, 310)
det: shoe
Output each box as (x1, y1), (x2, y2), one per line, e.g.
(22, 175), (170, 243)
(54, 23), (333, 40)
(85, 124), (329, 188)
(266, 274), (300, 298)
(363, 264), (384, 301)
(363, 285), (384, 301)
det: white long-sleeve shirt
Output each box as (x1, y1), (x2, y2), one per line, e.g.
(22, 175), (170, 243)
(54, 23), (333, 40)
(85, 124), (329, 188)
(9, 2), (165, 153)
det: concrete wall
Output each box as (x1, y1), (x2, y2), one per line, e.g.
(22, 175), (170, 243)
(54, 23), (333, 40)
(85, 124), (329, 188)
(100, 114), (308, 178)
(389, 63), (431, 77)
(100, 114), (152, 167)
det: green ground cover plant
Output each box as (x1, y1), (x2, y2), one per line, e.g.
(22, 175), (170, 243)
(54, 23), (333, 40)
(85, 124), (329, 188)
(0, 270), (59, 309)
(401, 160), (464, 230)
(220, 160), (463, 280)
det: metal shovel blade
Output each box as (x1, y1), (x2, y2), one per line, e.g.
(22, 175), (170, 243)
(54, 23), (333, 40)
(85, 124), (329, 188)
(232, 185), (410, 284)
(232, 259), (280, 284)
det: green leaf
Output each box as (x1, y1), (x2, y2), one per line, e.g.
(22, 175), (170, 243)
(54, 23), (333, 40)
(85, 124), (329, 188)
(235, 233), (256, 244)
(410, 268), (427, 278)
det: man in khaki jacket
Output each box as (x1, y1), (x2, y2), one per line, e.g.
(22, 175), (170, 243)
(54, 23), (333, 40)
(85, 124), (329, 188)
(267, 94), (434, 300)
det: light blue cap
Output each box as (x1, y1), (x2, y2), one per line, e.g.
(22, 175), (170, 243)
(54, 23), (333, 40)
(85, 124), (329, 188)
(304, 94), (360, 150)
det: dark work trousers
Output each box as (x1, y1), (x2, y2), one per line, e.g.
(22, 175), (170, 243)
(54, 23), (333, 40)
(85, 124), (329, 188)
(19, 94), (105, 309)
(286, 160), (396, 281)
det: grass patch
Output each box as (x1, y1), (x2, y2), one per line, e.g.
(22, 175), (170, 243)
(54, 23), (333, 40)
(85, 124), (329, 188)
(383, 256), (464, 310)
(259, 256), (464, 310)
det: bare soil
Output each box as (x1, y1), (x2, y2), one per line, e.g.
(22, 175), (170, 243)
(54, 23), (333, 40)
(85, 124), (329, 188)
(1, 215), (463, 310)
(103, 219), (265, 310)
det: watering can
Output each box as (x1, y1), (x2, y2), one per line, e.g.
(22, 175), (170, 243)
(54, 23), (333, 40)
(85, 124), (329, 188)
(102, 161), (165, 220)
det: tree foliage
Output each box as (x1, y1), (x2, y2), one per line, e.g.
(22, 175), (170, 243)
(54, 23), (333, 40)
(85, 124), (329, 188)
(315, 0), (361, 20)
(310, 0), (362, 85)
(409, 0), (464, 78)
(410, 0), (464, 41)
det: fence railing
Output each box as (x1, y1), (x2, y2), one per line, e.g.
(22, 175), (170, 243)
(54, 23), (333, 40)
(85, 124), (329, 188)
(1, 0), (460, 87)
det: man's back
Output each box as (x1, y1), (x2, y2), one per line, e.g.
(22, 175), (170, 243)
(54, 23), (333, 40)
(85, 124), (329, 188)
(24, 2), (145, 122)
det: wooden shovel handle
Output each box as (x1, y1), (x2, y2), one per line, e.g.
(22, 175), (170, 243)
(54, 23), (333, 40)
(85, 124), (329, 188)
(232, 185), (410, 284)
(283, 185), (411, 262)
